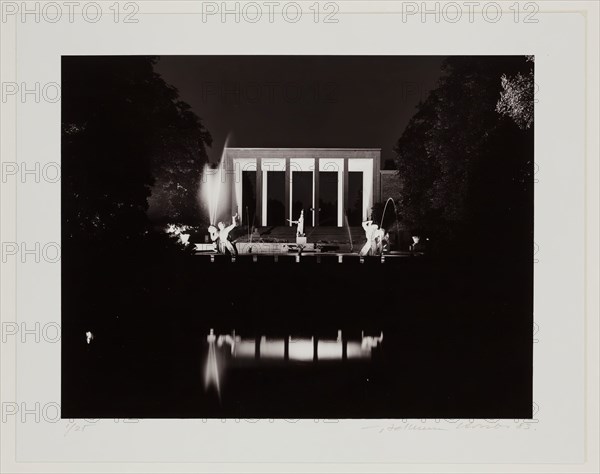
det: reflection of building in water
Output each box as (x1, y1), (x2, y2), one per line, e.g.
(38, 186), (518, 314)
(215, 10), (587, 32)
(261, 336), (286, 359)
(288, 337), (313, 361)
(317, 332), (343, 360)
(206, 329), (382, 393)
(215, 329), (383, 363)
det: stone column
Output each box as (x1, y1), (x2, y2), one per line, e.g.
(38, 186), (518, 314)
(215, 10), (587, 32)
(285, 156), (291, 226)
(256, 157), (262, 226)
(314, 158), (320, 227)
(343, 157), (349, 221)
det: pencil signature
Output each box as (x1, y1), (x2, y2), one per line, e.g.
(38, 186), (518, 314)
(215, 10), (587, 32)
(362, 420), (537, 433)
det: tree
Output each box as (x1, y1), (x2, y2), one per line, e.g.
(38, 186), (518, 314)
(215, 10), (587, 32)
(394, 57), (534, 254)
(147, 99), (213, 224)
(62, 56), (212, 248)
(496, 56), (535, 130)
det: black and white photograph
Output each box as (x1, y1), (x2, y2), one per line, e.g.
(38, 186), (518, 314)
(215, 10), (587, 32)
(61, 55), (535, 419)
(2, 1), (598, 471)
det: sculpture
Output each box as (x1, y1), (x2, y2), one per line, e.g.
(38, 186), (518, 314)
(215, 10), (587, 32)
(287, 209), (305, 237)
(381, 231), (390, 253)
(409, 235), (421, 252)
(360, 220), (379, 256)
(217, 213), (239, 256)
(207, 225), (219, 251)
(373, 227), (386, 255)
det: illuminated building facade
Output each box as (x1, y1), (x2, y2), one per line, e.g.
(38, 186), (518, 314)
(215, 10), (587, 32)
(223, 148), (382, 228)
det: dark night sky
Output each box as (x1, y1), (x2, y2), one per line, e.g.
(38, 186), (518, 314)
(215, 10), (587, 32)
(155, 56), (446, 166)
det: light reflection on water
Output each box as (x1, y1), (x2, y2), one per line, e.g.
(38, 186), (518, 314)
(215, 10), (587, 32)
(260, 336), (285, 359)
(204, 330), (383, 395)
(288, 337), (313, 361)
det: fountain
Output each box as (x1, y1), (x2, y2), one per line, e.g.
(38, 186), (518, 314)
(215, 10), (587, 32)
(379, 197), (401, 251)
(344, 213), (354, 252)
(200, 135), (231, 226)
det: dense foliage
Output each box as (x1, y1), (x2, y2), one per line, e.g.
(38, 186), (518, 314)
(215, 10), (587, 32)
(62, 56), (212, 251)
(394, 57), (534, 255)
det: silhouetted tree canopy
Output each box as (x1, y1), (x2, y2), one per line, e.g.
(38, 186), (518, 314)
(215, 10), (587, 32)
(496, 56), (535, 130)
(62, 56), (212, 249)
(394, 56), (534, 255)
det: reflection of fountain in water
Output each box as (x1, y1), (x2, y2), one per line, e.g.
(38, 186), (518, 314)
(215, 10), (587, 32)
(204, 329), (221, 399)
(380, 197), (400, 249)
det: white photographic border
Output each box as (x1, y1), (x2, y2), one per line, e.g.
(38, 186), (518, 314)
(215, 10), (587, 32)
(1, 1), (598, 472)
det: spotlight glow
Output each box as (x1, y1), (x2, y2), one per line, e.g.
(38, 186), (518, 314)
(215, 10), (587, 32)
(200, 135), (231, 225)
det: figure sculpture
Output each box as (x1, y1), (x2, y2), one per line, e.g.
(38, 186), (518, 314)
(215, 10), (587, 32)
(208, 225), (219, 251)
(360, 220), (379, 256)
(287, 209), (305, 237)
(409, 235), (421, 252)
(217, 213), (239, 256)
(373, 227), (386, 255)
(208, 213), (238, 255)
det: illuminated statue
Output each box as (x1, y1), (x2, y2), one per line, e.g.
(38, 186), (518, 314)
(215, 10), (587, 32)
(409, 235), (421, 252)
(359, 220), (379, 256)
(217, 213), (238, 256)
(382, 232), (390, 252)
(373, 227), (386, 255)
(287, 209), (305, 237)
(208, 225), (219, 251)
